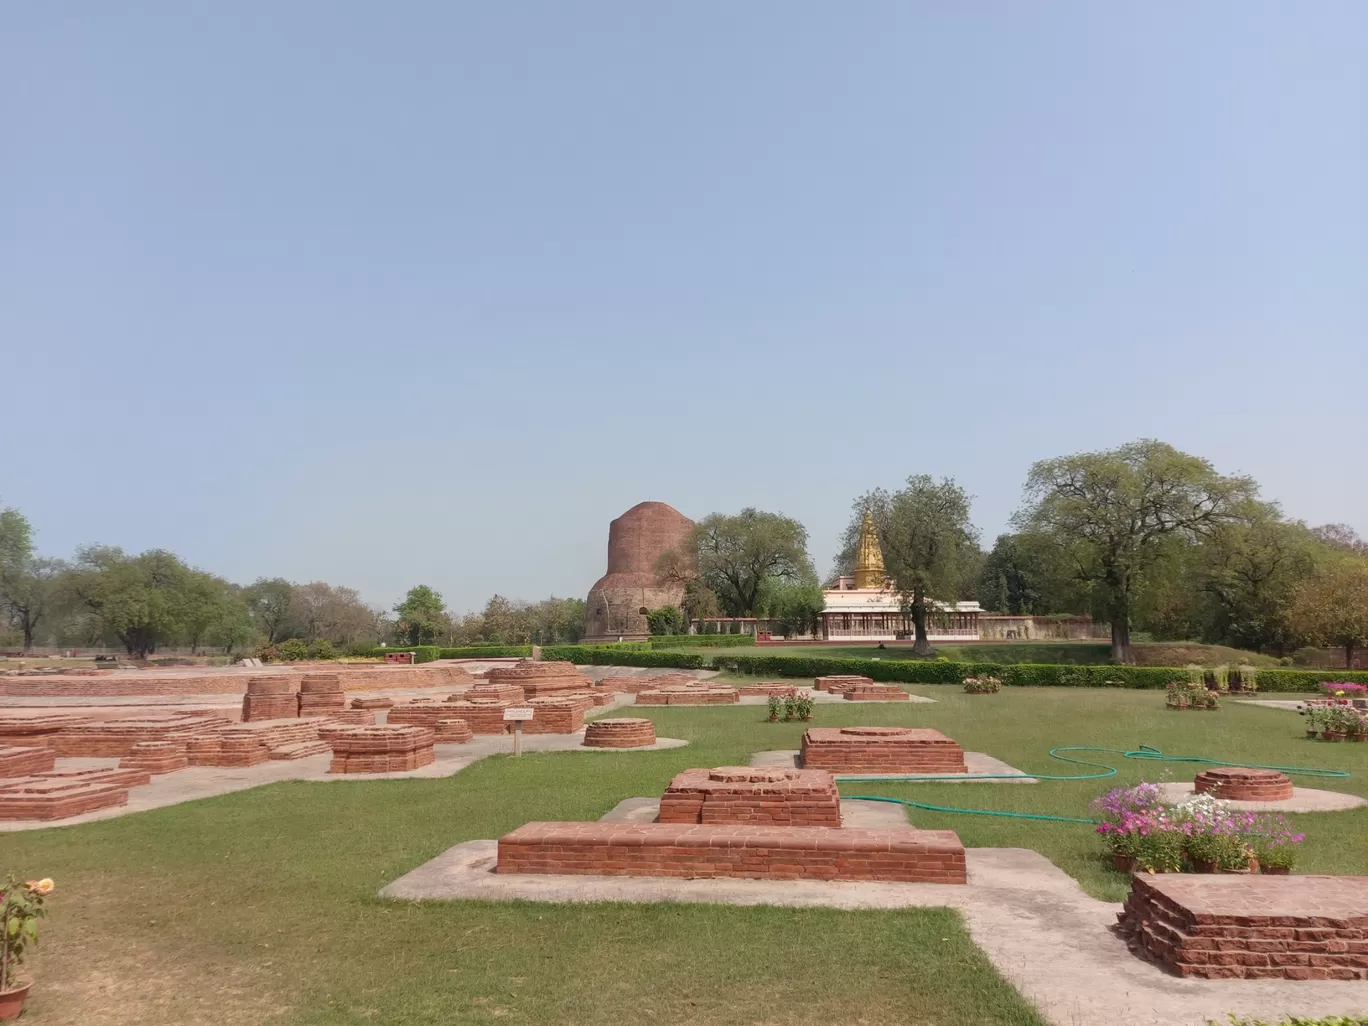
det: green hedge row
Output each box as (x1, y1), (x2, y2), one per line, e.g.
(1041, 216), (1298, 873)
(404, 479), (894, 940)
(1256, 669), (1368, 692)
(539, 645), (709, 669)
(648, 634), (756, 649)
(368, 644), (533, 661)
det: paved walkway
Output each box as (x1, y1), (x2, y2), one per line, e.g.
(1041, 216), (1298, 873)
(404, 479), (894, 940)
(1157, 780), (1364, 812)
(751, 748), (1038, 781)
(384, 836), (1368, 1026)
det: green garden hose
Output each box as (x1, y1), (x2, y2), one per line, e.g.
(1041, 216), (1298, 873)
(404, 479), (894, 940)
(837, 744), (1352, 825)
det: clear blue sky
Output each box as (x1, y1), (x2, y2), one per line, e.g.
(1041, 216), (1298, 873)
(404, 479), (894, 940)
(3, 2), (1365, 614)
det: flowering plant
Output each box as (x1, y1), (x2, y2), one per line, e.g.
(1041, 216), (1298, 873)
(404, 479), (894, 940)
(1320, 682), (1367, 696)
(962, 676), (1002, 694)
(1, 874), (54, 993)
(1166, 682), (1219, 710)
(1248, 813), (1305, 870)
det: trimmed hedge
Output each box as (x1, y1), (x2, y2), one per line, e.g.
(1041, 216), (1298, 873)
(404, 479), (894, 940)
(540, 645), (709, 669)
(648, 635), (756, 649)
(367, 645), (442, 663)
(1257, 668), (1368, 693)
(438, 645), (534, 659)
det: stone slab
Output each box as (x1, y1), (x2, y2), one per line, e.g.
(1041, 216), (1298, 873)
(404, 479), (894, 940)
(751, 749), (1037, 782)
(1158, 781), (1365, 812)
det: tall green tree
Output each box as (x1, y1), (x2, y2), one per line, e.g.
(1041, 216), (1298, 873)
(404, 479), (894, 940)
(67, 547), (196, 658)
(669, 509), (814, 618)
(759, 579), (827, 638)
(1015, 439), (1257, 664)
(244, 578), (296, 644)
(1286, 557), (1368, 669)
(0, 503), (65, 651)
(393, 585), (448, 646)
(851, 477), (979, 655)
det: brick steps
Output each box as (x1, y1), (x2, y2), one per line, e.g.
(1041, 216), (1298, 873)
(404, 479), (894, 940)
(497, 822), (966, 883)
(1194, 768), (1294, 802)
(0, 745), (56, 777)
(328, 725), (436, 774)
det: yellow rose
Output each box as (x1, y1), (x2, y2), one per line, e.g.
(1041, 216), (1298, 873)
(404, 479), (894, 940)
(33, 878), (54, 896)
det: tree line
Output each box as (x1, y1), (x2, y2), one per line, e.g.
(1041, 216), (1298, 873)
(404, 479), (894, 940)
(0, 505), (587, 657)
(654, 440), (1368, 665)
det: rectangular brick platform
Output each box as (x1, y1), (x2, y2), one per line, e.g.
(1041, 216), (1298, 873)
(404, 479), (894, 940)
(496, 822), (966, 883)
(813, 676), (873, 692)
(800, 727), (967, 774)
(736, 683), (799, 698)
(1117, 874), (1368, 980)
(0, 715), (87, 750)
(328, 725), (436, 774)
(842, 684), (911, 701)
(0, 775), (130, 820)
(635, 686), (739, 706)
(53, 716), (231, 758)
(658, 767), (842, 826)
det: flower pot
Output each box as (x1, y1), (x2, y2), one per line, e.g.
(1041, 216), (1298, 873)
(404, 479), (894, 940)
(767, 715), (779, 722)
(0, 980), (32, 1022)
(1261, 865), (1291, 875)
(1190, 859), (1217, 874)
(1111, 854), (1135, 872)
(1305, 729), (1320, 738)
(1349, 734), (1367, 743)
(1323, 731), (1345, 742)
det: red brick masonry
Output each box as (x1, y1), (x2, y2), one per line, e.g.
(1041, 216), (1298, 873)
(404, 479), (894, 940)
(800, 727), (967, 774)
(736, 683), (799, 698)
(328, 725), (436, 774)
(582, 717), (657, 748)
(1194, 768), (1294, 802)
(487, 660), (592, 698)
(842, 684), (911, 702)
(635, 686), (739, 706)
(658, 767), (841, 827)
(1117, 874), (1368, 980)
(496, 822), (966, 883)
(0, 745), (56, 777)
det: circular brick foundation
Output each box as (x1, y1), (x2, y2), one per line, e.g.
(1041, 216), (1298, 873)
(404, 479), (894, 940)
(582, 717), (657, 748)
(1193, 768), (1294, 801)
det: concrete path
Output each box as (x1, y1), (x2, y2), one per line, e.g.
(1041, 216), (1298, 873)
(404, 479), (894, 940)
(382, 840), (1368, 1026)
(750, 749), (1039, 782)
(0, 726), (688, 832)
(1157, 781), (1365, 812)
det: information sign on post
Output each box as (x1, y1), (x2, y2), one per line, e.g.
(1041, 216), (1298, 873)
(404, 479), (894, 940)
(503, 707), (534, 757)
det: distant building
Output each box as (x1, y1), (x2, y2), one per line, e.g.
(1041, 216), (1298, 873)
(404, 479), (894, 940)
(819, 511), (983, 641)
(582, 502), (694, 643)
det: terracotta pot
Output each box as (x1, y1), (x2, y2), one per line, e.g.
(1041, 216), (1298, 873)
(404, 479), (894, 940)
(767, 715), (779, 722)
(1323, 731), (1345, 742)
(1111, 854), (1135, 872)
(0, 980), (32, 1022)
(1190, 859), (1217, 874)
(1349, 734), (1367, 742)
(1305, 729), (1320, 738)
(1261, 864), (1291, 875)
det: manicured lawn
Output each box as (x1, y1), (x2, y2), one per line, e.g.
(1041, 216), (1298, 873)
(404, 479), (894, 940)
(6, 688), (1363, 1025)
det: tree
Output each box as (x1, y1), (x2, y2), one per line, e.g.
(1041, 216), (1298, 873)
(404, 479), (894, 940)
(244, 578), (295, 644)
(393, 585), (448, 646)
(853, 477), (979, 655)
(179, 572), (229, 655)
(0, 503), (65, 652)
(206, 587), (256, 655)
(760, 580), (826, 638)
(1286, 558), (1368, 669)
(66, 547), (196, 658)
(1015, 440), (1257, 664)
(675, 509), (814, 618)
(645, 606), (686, 636)
(1311, 524), (1368, 556)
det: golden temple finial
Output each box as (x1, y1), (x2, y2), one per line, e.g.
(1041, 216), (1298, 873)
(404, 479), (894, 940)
(853, 509), (886, 590)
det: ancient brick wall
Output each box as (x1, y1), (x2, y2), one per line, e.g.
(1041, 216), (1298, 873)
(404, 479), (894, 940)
(800, 727), (967, 774)
(657, 767), (841, 827)
(584, 502), (694, 640)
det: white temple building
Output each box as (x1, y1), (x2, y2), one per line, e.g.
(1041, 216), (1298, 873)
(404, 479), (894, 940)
(818, 511), (983, 641)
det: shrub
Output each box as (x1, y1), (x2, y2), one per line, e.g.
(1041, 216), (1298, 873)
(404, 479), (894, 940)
(1, 874), (54, 993)
(1165, 681), (1219, 710)
(648, 634), (756, 649)
(275, 638), (310, 661)
(308, 638), (336, 660)
(962, 676), (1002, 694)
(539, 645), (709, 669)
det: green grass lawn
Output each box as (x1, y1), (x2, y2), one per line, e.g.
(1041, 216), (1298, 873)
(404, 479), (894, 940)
(6, 689), (1363, 1026)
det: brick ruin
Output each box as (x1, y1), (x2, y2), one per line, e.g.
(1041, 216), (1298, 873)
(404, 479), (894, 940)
(1117, 874), (1368, 980)
(0, 662), (473, 699)
(497, 821), (967, 883)
(1193, 768), (1294, 802)
(0, 769), (138, 821)
(813, 675), (873, 691)
(328, 725), (436, 774)
(813, 676), (909, 701)
(582, 717), (656, 749)
(736, 683), (800, 698)
(486, 660), (592, 699)
(635, 684), (739, 706)
(296, 673), (347, 717)
(0, 745), (55, 777)
(800, 727), (968, 774)
(242, 675), (299, 721)
(433, 719), (473, 743)
(495, 758), (968, 884)
(597, 673), (700, 695)
(120, 740), (189, 775)
(657, 767), (842, 827)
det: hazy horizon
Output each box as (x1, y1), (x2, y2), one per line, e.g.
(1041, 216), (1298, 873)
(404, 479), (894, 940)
(4, 2), (1364, 614)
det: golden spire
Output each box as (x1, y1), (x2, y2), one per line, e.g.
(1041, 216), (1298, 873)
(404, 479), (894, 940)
(853, 509), (886, 590)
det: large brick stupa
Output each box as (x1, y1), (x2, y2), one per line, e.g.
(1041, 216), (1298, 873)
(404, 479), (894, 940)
(582, 501), (693, 642)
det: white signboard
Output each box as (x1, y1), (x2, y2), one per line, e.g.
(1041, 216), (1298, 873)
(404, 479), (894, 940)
(503, 707), (535, 722)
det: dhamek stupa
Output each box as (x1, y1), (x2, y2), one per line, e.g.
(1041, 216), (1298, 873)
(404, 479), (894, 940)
(582, 502), (694, 643)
